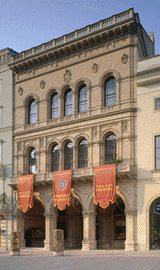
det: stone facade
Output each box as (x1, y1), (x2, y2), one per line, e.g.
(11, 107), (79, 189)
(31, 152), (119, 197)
(9, 8), (155, 251)
(137, 54), (160, 251)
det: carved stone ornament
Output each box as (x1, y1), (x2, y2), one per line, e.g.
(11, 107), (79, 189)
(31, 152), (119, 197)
(40, 80), (45, 89)
(121, 54), (128, 64)
(63, 69), (71, 82)
(18, 87), (23, 96)
(92, 63), (98, 73)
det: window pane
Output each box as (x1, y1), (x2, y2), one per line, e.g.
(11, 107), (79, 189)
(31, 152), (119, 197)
(105, 134), (116, 163)
(51, 144), (59, 171)
(51, 93), (59, 119)
(78, 139), (88, 168)
(29, 148), (36, 174)
(156, 136), (160, 147)
(64, 142), (73, 169)
(105, 77), (116, 107)
(155, 98), (160, 110)
(156, 159), (160, 170)
(64, 90), (72, 116)
(78, 85), (87, 113)
(29, 99), (36, 124)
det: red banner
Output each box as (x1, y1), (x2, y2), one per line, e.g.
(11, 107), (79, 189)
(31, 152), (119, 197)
(52, 170), (72, 211)
(93, 164), (116, 209)
(17, 174), (34, 212)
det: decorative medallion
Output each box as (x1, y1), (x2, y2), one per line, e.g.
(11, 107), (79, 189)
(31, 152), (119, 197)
(92, 63), (98, 73)
(63, 69), (71, 82)
(40, 80), (45, 89)
(121, 54), (128, 64)
(18, 87), (23, 96)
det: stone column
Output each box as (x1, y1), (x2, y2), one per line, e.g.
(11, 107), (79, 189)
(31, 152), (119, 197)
(98, 214), (114, 249)
(13, 214), (25, 248)
(125, 209), (137, 251)
(82, 210), (97, 250)
(44, 212), (57, 251)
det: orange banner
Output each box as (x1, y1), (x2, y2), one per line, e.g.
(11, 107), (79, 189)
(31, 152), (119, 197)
(52, 170), (72, 211)
(17, 174), (34, 212)
(93, 164), (116, 209)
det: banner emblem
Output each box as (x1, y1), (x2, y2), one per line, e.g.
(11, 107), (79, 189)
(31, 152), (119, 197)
(58, 179), (66, 190)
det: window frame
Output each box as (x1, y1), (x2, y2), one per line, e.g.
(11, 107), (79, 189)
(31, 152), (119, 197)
(104, 76), (116, 107)
(51, 92), (59, 119)
(29, 148), (37, 174)
(78, 139), (88, 168)
(105, 134), (116, 164)
(64, 141), (73, 170)
(51, 144), (59, 172)
(155, 136), (160, 170)
(78, 84), (87, 113)
(64, 89), (72, 116)
(28, 98), (36, 124)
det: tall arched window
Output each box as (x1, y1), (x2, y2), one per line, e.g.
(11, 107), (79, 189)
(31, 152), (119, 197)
(29, 148), (37, 174)
(104, 77), (116, 107)
(51, 93), (59, 119)
(28, 99), (36, 124)
(64, 89), (72, 116)
(78, 139), (88, 168)
(64, 141), (73, 170)
(78, 85), (87, 113)
(105, 134), (116, 163)
(51, 144), (59, 171)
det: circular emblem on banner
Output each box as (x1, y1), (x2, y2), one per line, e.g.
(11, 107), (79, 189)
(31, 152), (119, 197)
(58, 179), (66, 190)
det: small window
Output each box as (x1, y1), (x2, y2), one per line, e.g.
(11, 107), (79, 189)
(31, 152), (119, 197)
(155, 136), (160, 170)
(28, 99), (36, 124)
(64, 141), (73, 170)
(104, 77), (116, 107)
(78, 85), (87, 113)
(51, 144), (59, 171)
(64, 89), (72, 116)
(155, 98), (160, 110)
(78, 139), (88, 168)
(51, 93), (59, 119)
(105, 134), (116, 163)
(29, 148), (37, 174)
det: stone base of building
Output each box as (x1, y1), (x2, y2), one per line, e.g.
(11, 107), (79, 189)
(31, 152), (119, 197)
(82, 240), (97, 251)
(44, 240), (53, 251)
(10, 251), (20, 256)
(137, 243), (149, 251)
(125, 240), (138, 251)
(53, 251), (64, 256)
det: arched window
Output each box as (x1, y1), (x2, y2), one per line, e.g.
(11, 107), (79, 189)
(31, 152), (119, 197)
(51, 144), (59, 171)
(28, 99), (36, 124)
(64, 141), (73, 170)
(78, 139), (88, 168)
(64, 89), (72, 116)
(105, 134), (116, 163)
(104, 77), (116, 107)
(51, 93), (59, 119)
(78, 85), (87, 113)
(29, 148), (37, 174)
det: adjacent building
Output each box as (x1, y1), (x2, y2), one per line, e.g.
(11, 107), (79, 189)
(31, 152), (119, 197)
(0, 48), (17, 250)
(137, 54), (160, 251)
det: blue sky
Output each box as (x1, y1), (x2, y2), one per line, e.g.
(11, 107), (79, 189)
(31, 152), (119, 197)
(0, 0), (160, 55)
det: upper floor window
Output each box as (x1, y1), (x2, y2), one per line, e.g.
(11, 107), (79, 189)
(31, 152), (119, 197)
(51, 144), (59, 172)
(78, 85), (87, 113)
(64, 141), (73, 170)
(28, 99), (36, 124)
(105, 77), (116, 107)
(78, 139), (88, 168)
(64, 89), (72, 116)
(29, 148), (37, 174)
(155, 136), (160, 170)
(105, 134), (116, 163)
(155, 98), (160, 110)
(51, 93), (59, 119)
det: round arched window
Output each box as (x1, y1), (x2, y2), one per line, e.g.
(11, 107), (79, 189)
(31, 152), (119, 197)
(64, 141), (73, 170)
(105, 134), (116, 163)
(64, 89), (72, 116)
(51, 144), (59, 171)
(28, 99), (36, 124)
(51, 93), (59, 119)
(78, 85), (87, 113)
(29, 148), (37, 174)
(104, 77), (116, 107)
(78, 139), (88, 168)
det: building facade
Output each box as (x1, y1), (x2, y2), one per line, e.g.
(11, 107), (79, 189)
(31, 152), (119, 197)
(137, 54), (160, 251)
(9, 8), (155, 251)
(0, 48), (17, 250)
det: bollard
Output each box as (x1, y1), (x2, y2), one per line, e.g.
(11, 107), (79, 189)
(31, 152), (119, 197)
(10, 232), (20, 256)
(53, 229), (64, 256)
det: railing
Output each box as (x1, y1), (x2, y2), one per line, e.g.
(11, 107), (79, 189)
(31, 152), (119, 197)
(11, 162), (135, 184)
(12, 8), (134, 62)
